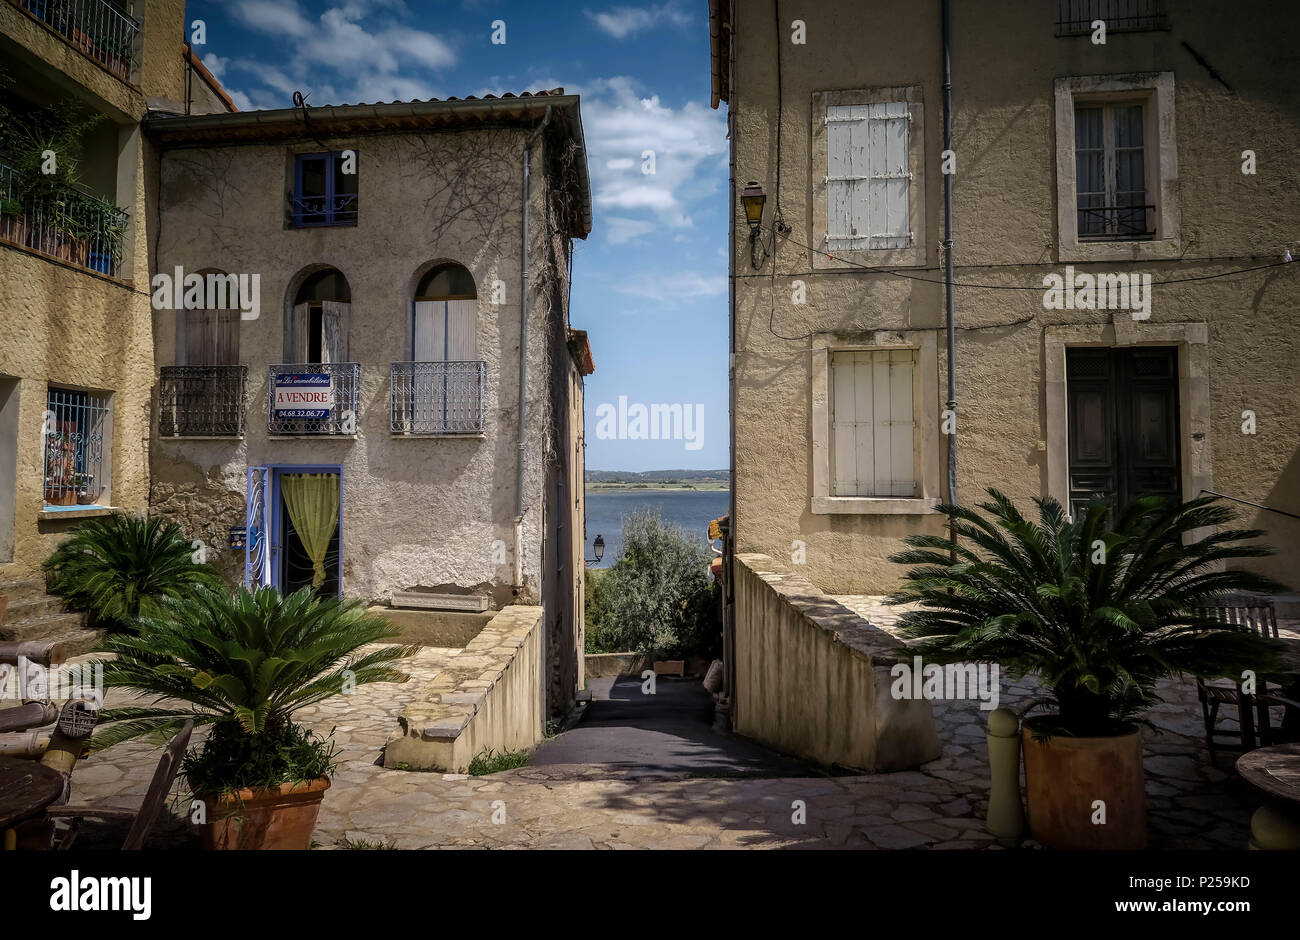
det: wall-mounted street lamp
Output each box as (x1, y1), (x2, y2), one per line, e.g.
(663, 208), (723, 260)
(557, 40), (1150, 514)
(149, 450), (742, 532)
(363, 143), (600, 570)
(585, 534), (605, 567)
(741, 180), (767, 269)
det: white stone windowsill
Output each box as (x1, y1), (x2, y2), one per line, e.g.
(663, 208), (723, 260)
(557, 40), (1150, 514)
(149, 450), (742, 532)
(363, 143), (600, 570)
(391, 432), (487, 440)
(812, 496), (939, 515)
(39, 506), (120, 521)
(267, 434), (359, 441)
(158, 435), (245, 441)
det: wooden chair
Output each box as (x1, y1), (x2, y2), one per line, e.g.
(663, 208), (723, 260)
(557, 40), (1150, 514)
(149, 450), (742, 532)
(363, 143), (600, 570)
(1197, 596), (1284, 761)
(45, 720), (193, 850)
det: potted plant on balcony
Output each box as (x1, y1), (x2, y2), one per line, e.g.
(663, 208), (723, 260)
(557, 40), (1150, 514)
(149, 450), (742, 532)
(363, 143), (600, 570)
(96, 35), (133, 80)
(87, 586), (415, 849)
(888, 489), (1286, 849)
(0, 196), (31, 248)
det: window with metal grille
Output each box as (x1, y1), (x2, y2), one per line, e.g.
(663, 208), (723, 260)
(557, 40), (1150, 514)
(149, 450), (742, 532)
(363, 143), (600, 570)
(826, 103), (912, 252)
(291, 152), (358, 227)
(43, 387), (110, 507)
(830, 350), (917, 498)
(1055, 0), (1169, 36)
(1075, 103), (1153, 240)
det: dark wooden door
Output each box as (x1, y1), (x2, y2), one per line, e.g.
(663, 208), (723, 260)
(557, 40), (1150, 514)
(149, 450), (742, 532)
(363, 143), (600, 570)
(1066, 346), (1180, 518)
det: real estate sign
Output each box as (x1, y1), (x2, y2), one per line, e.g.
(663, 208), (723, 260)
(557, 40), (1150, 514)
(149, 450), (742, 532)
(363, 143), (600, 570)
(273, 372), (332, 420)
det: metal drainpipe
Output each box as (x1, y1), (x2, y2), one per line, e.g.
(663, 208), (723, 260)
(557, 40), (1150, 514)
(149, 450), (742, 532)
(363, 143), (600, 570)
(942, 0), (958, 517)
(514, 105), (553, 593)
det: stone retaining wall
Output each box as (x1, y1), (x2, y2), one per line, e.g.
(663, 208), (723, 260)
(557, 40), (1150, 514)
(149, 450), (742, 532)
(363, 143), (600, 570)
(733, 553), (940, 772)
(384, 605), (544, 772)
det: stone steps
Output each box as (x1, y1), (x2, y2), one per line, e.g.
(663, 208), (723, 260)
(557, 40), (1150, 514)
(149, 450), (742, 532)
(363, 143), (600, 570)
(0, 578), (105, 659)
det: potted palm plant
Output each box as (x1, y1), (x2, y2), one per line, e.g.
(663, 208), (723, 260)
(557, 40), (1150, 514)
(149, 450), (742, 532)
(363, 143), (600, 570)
(88, 586), (415, 849)
(888, 489), (1286, 850)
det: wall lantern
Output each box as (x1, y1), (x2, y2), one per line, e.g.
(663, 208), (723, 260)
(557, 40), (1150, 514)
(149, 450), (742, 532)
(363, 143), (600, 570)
(741, 181), (766, 230)
(586, 534), (605, 567)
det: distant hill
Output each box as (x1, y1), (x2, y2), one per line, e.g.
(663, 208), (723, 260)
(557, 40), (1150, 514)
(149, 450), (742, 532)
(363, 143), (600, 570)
(586, 469), (729, 484)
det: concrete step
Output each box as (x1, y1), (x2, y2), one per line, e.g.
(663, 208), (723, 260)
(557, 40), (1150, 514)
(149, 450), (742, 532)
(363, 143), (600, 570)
(0, 578), (50, 604)
(0, 611), (86, 643)
(391, 590), (490, 613)
(3, 595), (65, 623)
(44, 628), (108, 659)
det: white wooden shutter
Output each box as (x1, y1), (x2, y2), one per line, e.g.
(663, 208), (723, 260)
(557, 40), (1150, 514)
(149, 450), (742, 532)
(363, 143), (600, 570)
(321, 300), (348, 363)
(291, 302), (310, 362)
(827, 102), (911, 252)
(414, 301), (445, 361)
(831, 350), (916, 497)
(445, 299), (477, 360)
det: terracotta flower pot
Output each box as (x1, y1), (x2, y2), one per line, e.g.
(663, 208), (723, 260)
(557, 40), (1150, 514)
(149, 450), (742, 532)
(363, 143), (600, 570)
(1021, 717), (1147, 849)
(200, 777), (330, 850)
(45, 488), (79, 506)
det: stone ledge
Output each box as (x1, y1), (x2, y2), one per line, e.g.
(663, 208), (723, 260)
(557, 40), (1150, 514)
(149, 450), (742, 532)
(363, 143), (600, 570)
(384, 605), (544, 771)
(735, 553), (910, 666)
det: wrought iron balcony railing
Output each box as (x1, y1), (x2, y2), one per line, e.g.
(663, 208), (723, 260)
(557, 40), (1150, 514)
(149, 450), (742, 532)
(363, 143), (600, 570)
(268, 362), (360, 436)
(1056, 0), (1169, 35)
(1077, 203), (1156, 241)
(391, 361), (486, 434)
(0, 159), (130, 278)
(159, 365), (248, 437)
(289, 192), (359, 228)
(18, 0), (140, 81)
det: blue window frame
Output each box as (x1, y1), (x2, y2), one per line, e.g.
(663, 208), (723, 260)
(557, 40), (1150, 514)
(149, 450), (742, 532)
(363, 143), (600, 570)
(291, 152), (358, 227)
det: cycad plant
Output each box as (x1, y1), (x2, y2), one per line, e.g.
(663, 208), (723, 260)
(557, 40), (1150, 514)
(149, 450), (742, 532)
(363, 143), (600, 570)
(88, 586), (416, 795)
(43, 514), (226, 630)
(887, 490), (1286, 737)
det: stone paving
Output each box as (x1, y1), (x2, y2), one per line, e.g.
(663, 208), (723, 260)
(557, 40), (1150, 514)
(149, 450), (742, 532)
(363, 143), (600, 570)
(45, 598), (1299, 850)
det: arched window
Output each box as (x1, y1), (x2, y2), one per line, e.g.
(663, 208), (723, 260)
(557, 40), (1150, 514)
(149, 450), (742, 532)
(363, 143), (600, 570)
(413, 262), (477, 362)
(289, 267), (351, 364)
(178, 269), (240, 365)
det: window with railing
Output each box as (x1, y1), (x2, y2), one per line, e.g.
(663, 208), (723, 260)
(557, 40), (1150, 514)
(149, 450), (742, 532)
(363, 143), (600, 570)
(0, 158), (129, 277)
(18, 0), (140, 81)
(1056, 0), (1168, 36)
(290, 152), (358, 227)
(43, 386), (109, 507)
(1074, 103), (1154, 240)
(268, 362), (360, 435)
(159, 366), (247, 437)
(391, 361), (486, 434)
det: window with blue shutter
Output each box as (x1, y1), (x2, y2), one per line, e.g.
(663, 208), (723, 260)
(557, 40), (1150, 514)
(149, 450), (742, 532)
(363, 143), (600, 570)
(292, 152), (359, 227)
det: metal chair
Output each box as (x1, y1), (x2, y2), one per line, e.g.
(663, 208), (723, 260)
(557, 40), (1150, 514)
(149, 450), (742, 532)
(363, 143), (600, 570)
(45, 720), (193, 850)
(1197, 596), (1286, 761)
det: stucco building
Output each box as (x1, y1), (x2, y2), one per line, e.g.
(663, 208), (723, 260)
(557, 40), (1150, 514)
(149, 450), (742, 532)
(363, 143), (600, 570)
(712, 0), (1300, 597)
(144, 92), (594, 715)
(704, 0), (1298, 770)
(1, 0), (233, 649)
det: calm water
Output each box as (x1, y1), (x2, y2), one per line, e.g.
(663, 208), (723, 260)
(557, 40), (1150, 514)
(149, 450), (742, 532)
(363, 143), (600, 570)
(583, 489), (729, 568)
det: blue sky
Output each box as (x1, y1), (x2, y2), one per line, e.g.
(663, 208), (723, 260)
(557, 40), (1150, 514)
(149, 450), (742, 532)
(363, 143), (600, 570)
(187, 0), (730, 472)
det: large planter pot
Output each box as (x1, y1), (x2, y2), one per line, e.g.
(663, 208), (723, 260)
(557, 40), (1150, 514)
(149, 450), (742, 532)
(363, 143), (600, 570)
(200, 777), (330, 850)
(1021, 717), (1147, 849)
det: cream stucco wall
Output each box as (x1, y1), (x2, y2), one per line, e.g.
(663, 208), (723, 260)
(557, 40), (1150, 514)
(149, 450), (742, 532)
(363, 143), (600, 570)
(729, 0), (1300, 593)
(149, 125), (574, 607)
(0, 0), (191, 576)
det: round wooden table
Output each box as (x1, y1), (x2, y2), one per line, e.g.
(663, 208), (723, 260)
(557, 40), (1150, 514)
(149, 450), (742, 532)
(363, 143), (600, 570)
(1236, 743), (1300, 850)
(0, 756), (64, 849)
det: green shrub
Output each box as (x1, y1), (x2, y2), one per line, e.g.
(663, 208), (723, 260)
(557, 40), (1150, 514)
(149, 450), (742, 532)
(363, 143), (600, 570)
(88, 585), (416, 796)
(468, 747), (531, 775)
(43, 514), (226, 631)
(583, 509), (719, 660)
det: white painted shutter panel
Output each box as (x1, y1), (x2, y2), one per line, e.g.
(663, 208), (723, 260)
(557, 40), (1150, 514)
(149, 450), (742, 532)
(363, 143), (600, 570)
(445, 299), (477, 360)
(826, 105), (859, 251)
(875, 102), (911, 249)
(830, 351), (916, 497)
(321, 301), (348, 363)
(414, 301), (445, 361)
(291, 302), (310, 362)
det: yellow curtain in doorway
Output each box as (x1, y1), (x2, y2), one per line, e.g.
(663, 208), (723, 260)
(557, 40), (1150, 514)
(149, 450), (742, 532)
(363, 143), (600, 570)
(282, 473), (339, 588)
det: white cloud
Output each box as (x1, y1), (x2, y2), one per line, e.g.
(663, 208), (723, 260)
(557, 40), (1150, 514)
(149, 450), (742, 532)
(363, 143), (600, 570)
(576, 77), (726, 230)
(604, 217), (656, 245)
(613, 271), (725, 302)
(585, 4), (692, 40)
(221, 1), (456, 106)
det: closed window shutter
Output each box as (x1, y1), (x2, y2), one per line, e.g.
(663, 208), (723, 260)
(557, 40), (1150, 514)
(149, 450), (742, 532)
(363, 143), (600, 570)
(445, 299), (477, 360)
(827, 102), (911, 252)
(291, 302), (310, 362)
(831, 350), (917, 497)
(321, 301), (348, 363)
(414, 300), (444, 361)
